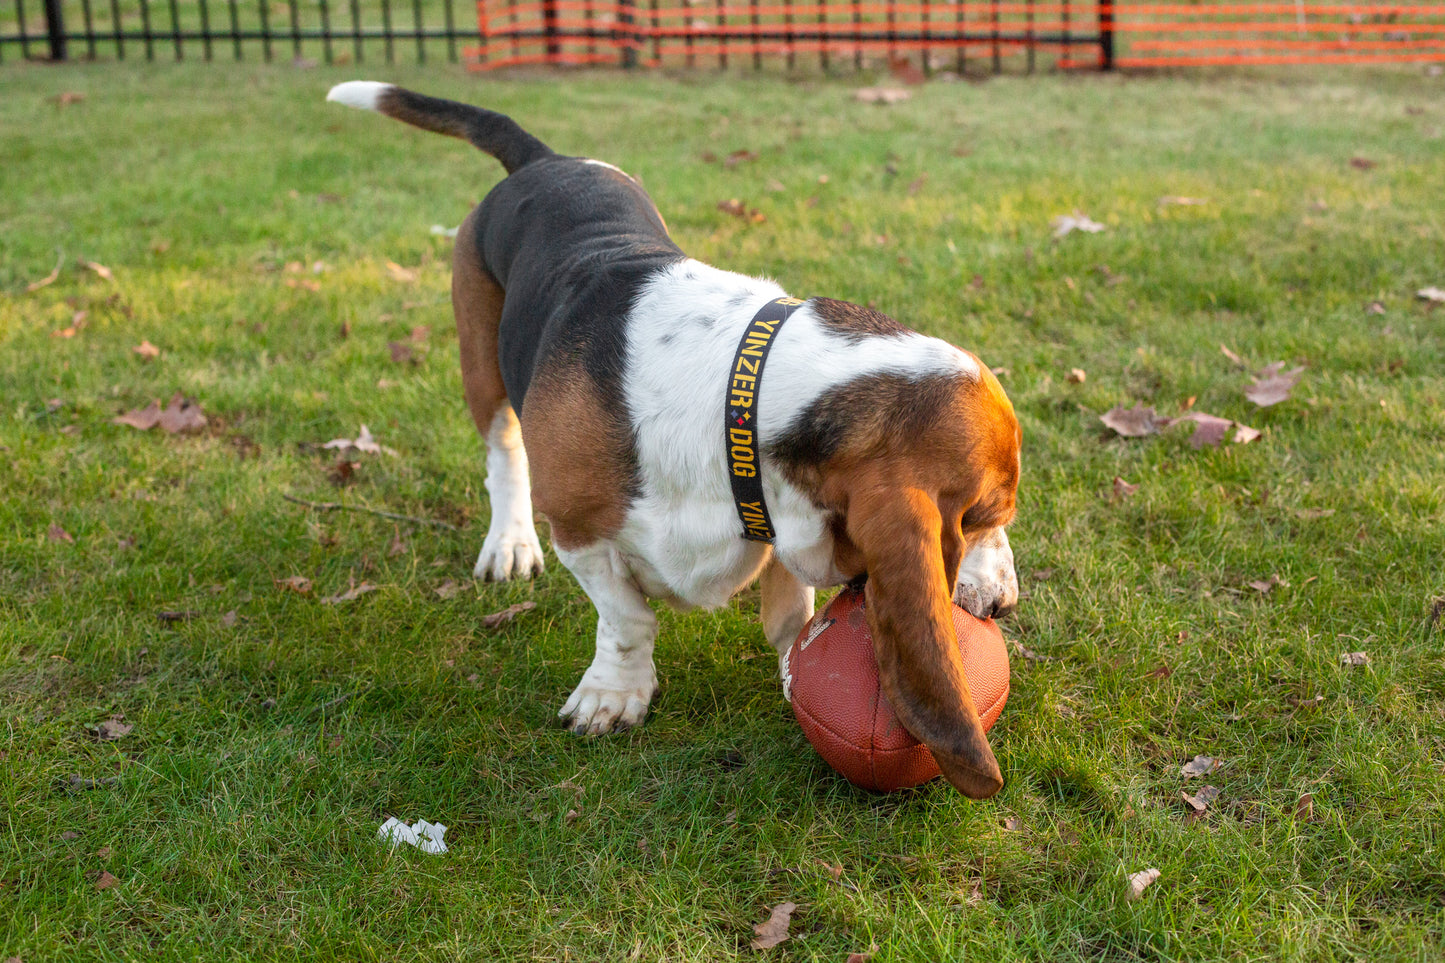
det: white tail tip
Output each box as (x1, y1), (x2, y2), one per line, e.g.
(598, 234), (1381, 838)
(326, 81), (392, 111)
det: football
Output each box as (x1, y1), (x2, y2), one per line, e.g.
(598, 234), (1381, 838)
(783, 585), (1010, 792)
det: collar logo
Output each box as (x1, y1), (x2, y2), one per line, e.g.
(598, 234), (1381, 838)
(726, 297), (806, 542)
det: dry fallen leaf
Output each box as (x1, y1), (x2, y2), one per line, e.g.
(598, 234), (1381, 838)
(1339, 651), (1370, 667)
(26, 255), (63, 292)
(853, 86), (911, 105)
(1248, 574), (1287, 594)
(320, 580), (378, 605)
(323, 424), (397, 457)
(1181, 755), (1220, 778)
(751, 902), (797, 950)
(1158, 195), (1209, 208)
(717, 198), (766, 223)
(1066, 368), (1087, 384)
(47, 523), (75, 543)
(1245, 361), (1306, 407)
(1112, 477), (1140, 499)
(434, 579), (464, 600)
(387, 530), (409, 557)
(481, 600), (537, 628)
(1171, 411), (1233, 448)
(1349, 156), (1376, 170)
(276, 575), (313, 595)
(1181, 785), (1220, 812)
(1294, 793), (1315, 821)
(1126, 867), (1160, 901)
(132, 340), (160, 359)
(1287, 693), (1325, 709)
(1220, 343), (1247, 368)
(385, 261), (419, 283)
(1100, 404), (1165, 438)
(92, 719), (133, 741)
(724, 149), (759, 168)
(83, 260), (114, 282)
(1233, 423), (1262, 444)
(94, 870), (119, 891)
(1416, 286), (1445, 303)
(1001, 816), (1023, 831)
(1051, 212), (1106, 238)
(112, 399), (162, 430)
(846, 945), (880, 963)
(156, 392), (207, 433)
(388, 341), (417, 363)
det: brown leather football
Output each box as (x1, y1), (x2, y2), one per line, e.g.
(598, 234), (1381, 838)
(784, 585), (1010, 792)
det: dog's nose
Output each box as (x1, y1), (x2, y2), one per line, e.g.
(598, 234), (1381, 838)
(988, 601), (1015, 621)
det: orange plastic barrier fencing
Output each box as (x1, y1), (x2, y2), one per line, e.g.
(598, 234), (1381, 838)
(468, 0), (1445, 69)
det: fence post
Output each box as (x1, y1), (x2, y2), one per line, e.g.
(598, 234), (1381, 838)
(618, 0), (637, 67)
(44, 0), (68, 60)
(1099, 1), (1114, 69)
(544, 0), (559, 56)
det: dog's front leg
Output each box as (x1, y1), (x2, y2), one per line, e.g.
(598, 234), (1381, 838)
(555, 541), (659, 734)
(953, 526), (1018, 619)
(760, 556), (814, 681)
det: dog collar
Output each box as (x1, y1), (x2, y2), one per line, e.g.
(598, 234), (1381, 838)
(726, 296), (806, 542)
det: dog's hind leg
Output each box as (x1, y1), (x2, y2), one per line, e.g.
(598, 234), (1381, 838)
(454, 209), (545, 581)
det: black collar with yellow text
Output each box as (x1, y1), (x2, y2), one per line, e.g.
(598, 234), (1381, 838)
(725, 296), (806, 542)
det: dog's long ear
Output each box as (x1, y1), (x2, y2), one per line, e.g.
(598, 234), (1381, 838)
(847, 485), (1003, 799)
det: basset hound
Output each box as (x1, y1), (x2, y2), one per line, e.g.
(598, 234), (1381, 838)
(327, 82), (1022, 798)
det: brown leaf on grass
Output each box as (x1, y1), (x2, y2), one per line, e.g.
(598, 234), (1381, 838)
(26, 255), (63, 292)
(384, 261), (419, 283)
(813, 858), (844, 880)
(853, 86), (911, 105)
(275, 575), (313, 595)
(717, 198), (766, 223)
(388, 341), (417, 364)
(156, 392), (207, 433)
(1232, 423), (1262, 444)
(220, 610), (239, 628)
(320, 580), (378, 605)
(481, 600), (537, 628)
(434, 579), (463, 600)
(1245, 362), (1306, 407)
(83, 261), (114, 282)
(91, 719), (132, 741)
(1349, 156), (1376, 170)
(387, 530), (409, 558)
(1417, 286), (1445, 303)
(1158, 195), (1209, 208)
(750, 902), (797, 950)
(846, 946), (881, 963)
(94, 870), (119, 891)
(724, 149), (759, 168)
(157, 610), (199, 622)
(47, 523), (75, 543)
(1001, 816), (1023, 831)
(1145, 664), (1172, 680)
(1172, 411), (1233, 448)
(1181, 755), (1220, 778)
(113, 399), (162, 430)
(906, 173), (928, 196)
(1010, 639), (1050, 662)
(1339, 651), (1370, 667)
(1248, 574), (1288, 594)
(1367, 300), (1387, 315)
(1220, 343), (1247, 368)
(328, 458), (359, 486)
(95, 846), (112, 859)
(1065, 367), (1087, 385)
(1181, 785), (1220, 812)
(52, 311), (87, 338)
(1126, 867), (1161, 901)
(132, 340), (160, 359)
(1051, 212), (1106, 238)
(53, 91), (86, 106)
(323, 425), (396, 456)
(1112, 477), (1140, 499)
(1100, 404), (1164, 438)
(1294, 793), (1315, 821)
(1287, 693), (1325, 709)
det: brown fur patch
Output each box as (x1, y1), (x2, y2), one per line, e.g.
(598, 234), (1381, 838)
(809, 297), (908, 340)
(452, 208), (510, 433)
(521, 359), (633, 550)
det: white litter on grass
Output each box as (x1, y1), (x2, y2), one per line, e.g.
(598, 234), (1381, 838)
(1051, 212), (1107, 238)
(379, 817), (449, 854)
(430, 224), (460, 238)
(323, 424), (398, 456)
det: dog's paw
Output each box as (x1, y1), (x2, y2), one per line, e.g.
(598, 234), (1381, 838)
(954, 527), (1018, 619)
(473, 531), (545, 582)
(558, 664), (658, 735)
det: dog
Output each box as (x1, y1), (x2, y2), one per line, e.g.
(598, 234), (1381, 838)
(326, 82), (1021, 798)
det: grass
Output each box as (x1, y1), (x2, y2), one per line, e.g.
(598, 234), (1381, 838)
(2, 60), (1445, 961)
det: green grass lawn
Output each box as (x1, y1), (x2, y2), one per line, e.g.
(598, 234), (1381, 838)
(3, 61), (1445, 961)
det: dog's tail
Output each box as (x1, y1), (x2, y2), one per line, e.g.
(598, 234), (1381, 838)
(326, 81), (553, 175)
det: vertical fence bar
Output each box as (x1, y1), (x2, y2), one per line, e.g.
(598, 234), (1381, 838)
(541, 0), (557, 56)
(139, 0), (154, 59)
(349, 0), (361, 62)
(618, 0), (636, 66)
(413, 0), (425, 63)
(319, 0), (332, 62)
(817, 1), (826, 71)
(42, 0), (66, 59)
(258, 0), (272, 61)
(168, 0), (182, 58)
(956, 0), (965, 75)
(287, 0), (301, 59)
(684, 0), (694, 67)
(381, 0), (393, 63)
(1026, 0), (1034, 72)
(585, 0), (597, 61)
(922, 0), (930, 77)
(750, 0), (759, 70)
(443, 0), (455, 62)
(1061, 0), (1070, 66)
(885, 0), (894, 63)
(1098, 0), (1113, 69)
(228, 0), (240, 58)
(717, 0), (726, 68)
(784, 0), (794, 69)
(17, 0), (33, 59)
(989, 0), (998, 72)
(199, 0), (212, 59)
(81, 0), (97, 58)
(111, 0), (125, 58)
(650, 0), (659, 64)
(852, 0), (861, 70)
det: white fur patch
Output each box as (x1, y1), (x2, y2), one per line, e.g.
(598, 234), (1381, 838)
(326, 81), (391, 111)
(582, 158), (634, 180)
